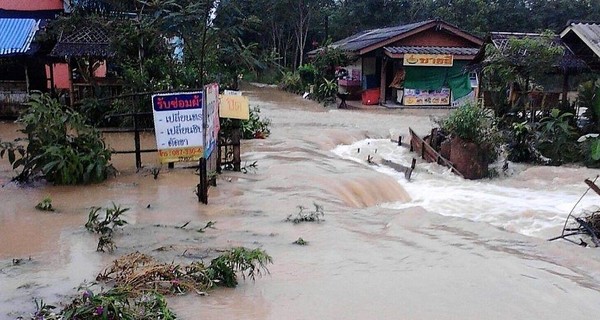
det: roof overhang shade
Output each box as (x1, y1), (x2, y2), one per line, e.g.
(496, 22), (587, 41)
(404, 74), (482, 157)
(384, 46), (479, 60)
(0, 18), (40, 56)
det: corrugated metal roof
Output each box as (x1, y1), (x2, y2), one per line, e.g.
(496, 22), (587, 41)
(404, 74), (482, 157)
(479, 31), (588, 71)
(330, 20), (433, 52)
(0, 18), (40, 56)
(384, 46), (479, 55)
(561, 22), (600, 58)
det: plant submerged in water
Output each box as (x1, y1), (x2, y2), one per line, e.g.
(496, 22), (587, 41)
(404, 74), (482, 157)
(59, 284), (175, 320)
(536, 108), (579, 165)
(27, 248), (272, 319)
(0, 93), (114, 184)
(220, 106), (271, 140)
(35, 196), (55, 212)
(85, 203), (129, 252)
(439, 103), (502, 162)
(286, 203), (325, 223)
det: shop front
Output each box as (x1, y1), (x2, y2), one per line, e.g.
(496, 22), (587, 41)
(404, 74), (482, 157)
(383, 49), (479, 107)
(318, 19), (482, 107)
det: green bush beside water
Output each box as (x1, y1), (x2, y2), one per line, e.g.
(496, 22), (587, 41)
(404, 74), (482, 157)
(0, 93), (114, 184)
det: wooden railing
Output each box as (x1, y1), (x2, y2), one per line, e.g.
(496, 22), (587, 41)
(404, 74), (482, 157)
(409, 127), (464, 178)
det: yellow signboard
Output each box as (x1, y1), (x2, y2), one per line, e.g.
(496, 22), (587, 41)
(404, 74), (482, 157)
(403, 54), (453, 67)
(219, 95), (250, 120)
(158, 147), (203, 163)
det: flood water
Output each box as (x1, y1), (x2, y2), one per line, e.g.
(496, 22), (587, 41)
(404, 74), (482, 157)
(2, 84), (600, 319)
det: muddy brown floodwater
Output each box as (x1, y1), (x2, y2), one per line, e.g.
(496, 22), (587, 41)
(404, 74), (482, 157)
(2, 83), (600, 319)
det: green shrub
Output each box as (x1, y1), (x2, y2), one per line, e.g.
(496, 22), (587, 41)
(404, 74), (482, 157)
(297, 64), (319, 85)
(536, 108), (579, 165)
(507, 121), (536, 162)
(439, 104), (502, 162)
(315, 78), (338, 105)
(441, 104), (499, 145)
(279, 71), (303, 93)
(580, 135), (600, 168)
(0, 93), (114, 184)
(311, 47), (352, 81)
(578, 79), (600, 132)
(221, 106), (271, 140)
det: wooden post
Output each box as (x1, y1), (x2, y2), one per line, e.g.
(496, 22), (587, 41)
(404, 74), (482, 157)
(233, 120), (241, 171)
(133, 114), (142, 169)
(24, 64), (30, 94)
(49, 63), (55, 94)
(562, 72), (570, 111)
(68, 59), (75, 107)
(198, 158), (208, 204)
(380, 58), (388, 105)
(398, 135), (402, 146)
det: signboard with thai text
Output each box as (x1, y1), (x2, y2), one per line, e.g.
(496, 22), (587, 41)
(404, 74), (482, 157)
(403, 54), (453, 67)
(403, 88), (450, 106)
(219, 94), (250, 120)
(152, 92), (203, 163)
(204, 83), (220, 159)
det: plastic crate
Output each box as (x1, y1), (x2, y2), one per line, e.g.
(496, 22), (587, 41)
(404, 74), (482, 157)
(361, 88), (380, 105)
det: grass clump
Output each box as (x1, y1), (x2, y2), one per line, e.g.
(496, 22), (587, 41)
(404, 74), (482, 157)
(293, 237), (308, 245)
(97, 248), (272, 293)
(286, 203), (324, 223)
(35, 196), (55, 212)
(24, 248), (272, 319)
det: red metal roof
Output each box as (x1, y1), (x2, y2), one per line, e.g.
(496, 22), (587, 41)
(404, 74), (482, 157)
(0, 0), (63, 11)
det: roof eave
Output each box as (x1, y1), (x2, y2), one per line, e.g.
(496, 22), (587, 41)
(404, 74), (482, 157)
(568, 27), (600, 58)
(384, 51), (476, 60)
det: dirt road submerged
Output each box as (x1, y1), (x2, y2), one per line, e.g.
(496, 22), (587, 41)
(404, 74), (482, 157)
(2, 84), (600, 319)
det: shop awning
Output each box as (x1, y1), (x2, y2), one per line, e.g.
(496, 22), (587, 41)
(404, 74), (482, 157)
(0, 18), (40, 56)
(384, 46), (479, 59)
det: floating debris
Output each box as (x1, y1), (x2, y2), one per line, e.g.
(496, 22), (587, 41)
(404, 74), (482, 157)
(549, 177), (600, 247)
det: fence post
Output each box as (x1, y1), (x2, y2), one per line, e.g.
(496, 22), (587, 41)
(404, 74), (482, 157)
(233, 120), (241, 171)
(133, 114), (142, 169)
(198, 157), (208, 204)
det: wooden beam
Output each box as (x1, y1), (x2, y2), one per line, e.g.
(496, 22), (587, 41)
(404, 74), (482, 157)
(380, 58), (388, 104)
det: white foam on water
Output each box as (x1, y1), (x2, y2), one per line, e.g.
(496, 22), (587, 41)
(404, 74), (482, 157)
(332, 139), (599, 238)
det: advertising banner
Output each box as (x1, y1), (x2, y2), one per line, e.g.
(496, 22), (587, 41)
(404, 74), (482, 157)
(204, 83), (220, 159)
(152, 92), (203, 163)
(403, 88), (451, 106)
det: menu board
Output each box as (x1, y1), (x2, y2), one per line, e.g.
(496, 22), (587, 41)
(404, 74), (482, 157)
(403, 88), (450, 106)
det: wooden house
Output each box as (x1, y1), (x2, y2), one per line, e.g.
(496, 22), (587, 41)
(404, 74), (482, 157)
(315, 19), (483, 107)
(0, 0), (65, 117)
